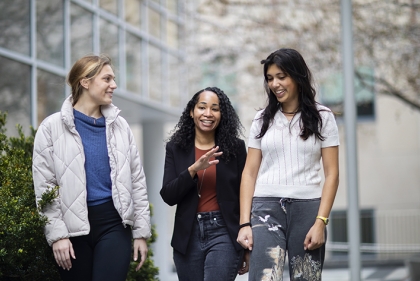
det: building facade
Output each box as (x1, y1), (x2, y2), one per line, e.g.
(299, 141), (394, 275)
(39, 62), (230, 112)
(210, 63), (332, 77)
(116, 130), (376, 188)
(186, 0), (420, 266)
(0, 0), (186, 279)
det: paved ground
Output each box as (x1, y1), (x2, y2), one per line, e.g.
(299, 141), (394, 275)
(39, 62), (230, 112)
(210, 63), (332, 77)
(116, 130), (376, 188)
(235, 265), (409, 281)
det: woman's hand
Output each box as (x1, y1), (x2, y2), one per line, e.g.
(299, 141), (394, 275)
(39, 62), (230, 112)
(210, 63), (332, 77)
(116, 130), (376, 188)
(188, 146), (223, 177)
(52, 238), (75, 270)
(237, 226), (253, 251)
(133, 238), (148, 271)
(303, 220), (326, 250)
(238, 249), (250, 275)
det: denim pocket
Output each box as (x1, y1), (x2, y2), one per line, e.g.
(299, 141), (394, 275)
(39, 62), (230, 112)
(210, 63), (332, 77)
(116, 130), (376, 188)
(213, 216), (226, 227)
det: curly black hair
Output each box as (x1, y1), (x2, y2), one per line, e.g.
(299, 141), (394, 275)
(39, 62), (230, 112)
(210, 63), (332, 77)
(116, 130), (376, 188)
(258, 48), (325, 141)
(167, 87), (244, 162)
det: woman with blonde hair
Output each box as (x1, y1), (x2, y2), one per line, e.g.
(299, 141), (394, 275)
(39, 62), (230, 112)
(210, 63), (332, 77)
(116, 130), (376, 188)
(32, 54), (151, 281)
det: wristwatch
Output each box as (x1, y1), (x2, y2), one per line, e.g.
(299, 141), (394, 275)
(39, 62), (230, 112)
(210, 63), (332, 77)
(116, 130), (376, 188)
(316, 216), (329, 225)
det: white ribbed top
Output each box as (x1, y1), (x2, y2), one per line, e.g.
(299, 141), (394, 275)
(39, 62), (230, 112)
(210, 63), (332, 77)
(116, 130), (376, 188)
(248, 105), (339, 199)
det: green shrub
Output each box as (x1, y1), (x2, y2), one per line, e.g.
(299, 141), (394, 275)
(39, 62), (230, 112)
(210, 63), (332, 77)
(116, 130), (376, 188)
(0, 112), (159, 280)
(126, 205), (159, 281)
(0, 112), (59, 280)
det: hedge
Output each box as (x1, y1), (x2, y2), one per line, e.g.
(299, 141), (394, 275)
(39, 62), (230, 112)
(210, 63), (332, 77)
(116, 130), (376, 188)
(0, 112), (158, 280)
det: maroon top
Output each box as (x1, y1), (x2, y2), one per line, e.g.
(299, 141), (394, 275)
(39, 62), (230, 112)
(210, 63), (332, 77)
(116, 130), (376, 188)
(195, 147), (219, 212)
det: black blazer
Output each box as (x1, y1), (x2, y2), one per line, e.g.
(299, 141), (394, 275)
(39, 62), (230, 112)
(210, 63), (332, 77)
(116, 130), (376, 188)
(160, 139), (247, 255)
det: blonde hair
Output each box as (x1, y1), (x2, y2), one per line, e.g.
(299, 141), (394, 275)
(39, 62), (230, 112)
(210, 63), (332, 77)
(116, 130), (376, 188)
(66, 54), (113, 106)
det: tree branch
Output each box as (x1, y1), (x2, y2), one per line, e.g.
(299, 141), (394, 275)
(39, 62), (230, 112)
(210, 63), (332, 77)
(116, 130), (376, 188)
(357, 70), (420, 111)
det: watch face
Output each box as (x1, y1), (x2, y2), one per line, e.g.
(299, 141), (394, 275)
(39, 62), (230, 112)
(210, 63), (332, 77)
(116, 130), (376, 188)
(325, 218), (329, 225)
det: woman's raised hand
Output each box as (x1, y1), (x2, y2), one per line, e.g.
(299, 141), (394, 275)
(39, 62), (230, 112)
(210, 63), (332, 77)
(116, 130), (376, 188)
(188, 146), (223, 177)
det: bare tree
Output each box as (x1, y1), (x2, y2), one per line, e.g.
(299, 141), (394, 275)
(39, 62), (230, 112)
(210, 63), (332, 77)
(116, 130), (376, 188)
(184, 0), (420, 111)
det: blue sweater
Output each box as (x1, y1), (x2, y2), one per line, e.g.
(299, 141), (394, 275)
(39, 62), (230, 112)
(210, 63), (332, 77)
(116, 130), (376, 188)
(74, 109), (112, 206)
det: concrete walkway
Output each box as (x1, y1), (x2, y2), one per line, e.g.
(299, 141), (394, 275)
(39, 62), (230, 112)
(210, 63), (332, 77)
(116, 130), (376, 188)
(235, 265), (409, 281)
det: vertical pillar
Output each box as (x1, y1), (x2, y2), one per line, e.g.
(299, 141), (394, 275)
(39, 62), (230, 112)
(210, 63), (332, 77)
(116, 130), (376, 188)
(340, 0), (361, 279)
(142, 121), (178, 281)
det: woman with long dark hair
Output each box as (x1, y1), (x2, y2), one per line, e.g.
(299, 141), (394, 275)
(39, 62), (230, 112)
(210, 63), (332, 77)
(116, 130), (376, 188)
(237, 48), (339, 280)
(161, 87), (249, 280)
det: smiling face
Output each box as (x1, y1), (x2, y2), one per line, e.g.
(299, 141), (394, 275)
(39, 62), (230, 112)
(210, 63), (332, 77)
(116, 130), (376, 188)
(83, 64), (117, 106)
(190, 91), (221, 137)
(266, 64), (299, 109)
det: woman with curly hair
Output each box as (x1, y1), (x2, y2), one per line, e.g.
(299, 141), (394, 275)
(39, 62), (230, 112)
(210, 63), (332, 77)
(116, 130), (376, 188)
(161, 87), (249, 280)
(236, 48), (339, 280)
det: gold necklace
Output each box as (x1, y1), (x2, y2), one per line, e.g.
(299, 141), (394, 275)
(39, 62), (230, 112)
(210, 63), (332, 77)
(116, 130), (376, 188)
(197, 169), (206, 198)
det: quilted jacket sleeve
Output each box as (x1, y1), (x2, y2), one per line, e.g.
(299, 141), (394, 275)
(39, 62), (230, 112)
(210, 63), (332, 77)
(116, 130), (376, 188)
(32, 121), (69, 246)
(128, 127), (152, 239)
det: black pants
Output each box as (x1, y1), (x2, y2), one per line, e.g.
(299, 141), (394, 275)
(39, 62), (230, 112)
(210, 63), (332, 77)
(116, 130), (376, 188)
(58, 200), (132, 281)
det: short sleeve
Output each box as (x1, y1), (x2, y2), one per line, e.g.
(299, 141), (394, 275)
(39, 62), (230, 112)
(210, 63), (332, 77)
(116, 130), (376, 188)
(320, 109), (340, 148)
(248, 110), (264, 149)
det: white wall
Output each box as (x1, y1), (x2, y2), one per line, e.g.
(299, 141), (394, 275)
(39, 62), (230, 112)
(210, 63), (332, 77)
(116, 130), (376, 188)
(333, 95), (420, 211)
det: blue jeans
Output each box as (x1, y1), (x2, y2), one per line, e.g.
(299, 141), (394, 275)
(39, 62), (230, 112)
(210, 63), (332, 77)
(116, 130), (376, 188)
(173, 211), (243, 281)
(249, 197), (325, 281)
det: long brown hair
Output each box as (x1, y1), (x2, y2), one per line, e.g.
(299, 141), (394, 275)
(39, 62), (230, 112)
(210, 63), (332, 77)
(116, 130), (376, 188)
(259, 48), (325, 141)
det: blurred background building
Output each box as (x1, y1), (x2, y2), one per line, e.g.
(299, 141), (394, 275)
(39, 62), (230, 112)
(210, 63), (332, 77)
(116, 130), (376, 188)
(0, 0), (186, 279)
(185, 0), (420, 270)
(1, 0), (419, 280)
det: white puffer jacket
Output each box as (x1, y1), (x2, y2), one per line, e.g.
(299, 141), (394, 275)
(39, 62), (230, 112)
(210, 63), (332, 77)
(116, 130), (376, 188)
(33, 96), (151, 246)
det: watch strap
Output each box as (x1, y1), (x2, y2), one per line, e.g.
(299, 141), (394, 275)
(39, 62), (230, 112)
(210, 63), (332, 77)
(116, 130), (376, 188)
(316, 215), (329, 225)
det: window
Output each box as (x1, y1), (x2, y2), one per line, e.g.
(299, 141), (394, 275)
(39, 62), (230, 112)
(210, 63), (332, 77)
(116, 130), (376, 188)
(167, 20), (178, 48)
(37, 69), (65, 124)
(148, 7), (161, 39)
(100, 0), (118, 15)
(169, 55), (181, 107)
(330, 209), (375, 256)
(320, 67), (375, 119)
(71, 4), (93, 64)
(167, 0), (178, 14)
(100, 19), (119, 80)
(149, 44), (162, 101)
(37, 0), (64, 66)
(125, 0), (141, 27)
(0, 0), (185, 131)
(0, 0), (30, 55)
(200, 55), (237, 99)
(0, 57), (31, 136)
(126, 32), (142, 93)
